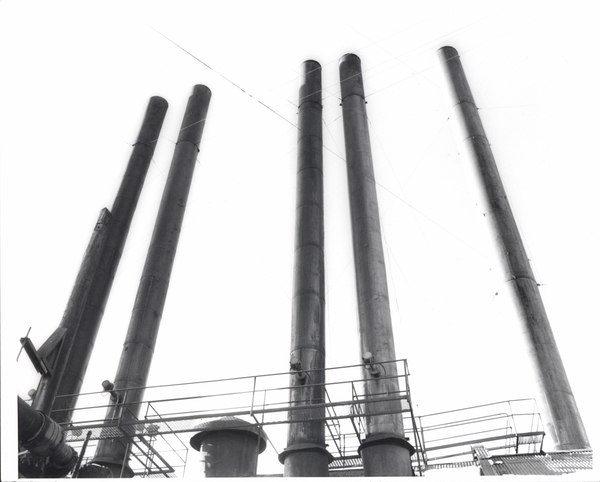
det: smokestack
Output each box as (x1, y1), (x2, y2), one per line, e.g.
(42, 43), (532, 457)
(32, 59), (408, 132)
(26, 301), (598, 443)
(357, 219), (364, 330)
(339, 54), (414, 476)
(30, 97), (168, 423)
(279, 60), (332, 476)
(88, 85), (211, 477)
(30, 208), (112, 418)
(436, 46), (590, 451)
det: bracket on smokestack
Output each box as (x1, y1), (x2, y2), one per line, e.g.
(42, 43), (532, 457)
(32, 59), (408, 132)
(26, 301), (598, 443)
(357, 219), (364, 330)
(19, 327), (67, 377)
(289, 357), (307, 385)
(101, 380), (121, 402)
(362, 352), (381, 378)
(19, 336), (50, 376)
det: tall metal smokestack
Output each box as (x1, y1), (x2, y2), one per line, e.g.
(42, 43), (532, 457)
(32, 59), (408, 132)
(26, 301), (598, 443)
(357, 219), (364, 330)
(279, 60), (332, 476)
(30, 208), (112, 418)
(436, 46), (590, 451)
(30, 97), (168, 424)
(89, 85), (211, 477)
(339, 54), (414, 476)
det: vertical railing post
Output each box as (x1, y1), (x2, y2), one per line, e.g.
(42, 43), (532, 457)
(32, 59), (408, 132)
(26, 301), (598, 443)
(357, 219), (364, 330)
(250, 376), (257, 417)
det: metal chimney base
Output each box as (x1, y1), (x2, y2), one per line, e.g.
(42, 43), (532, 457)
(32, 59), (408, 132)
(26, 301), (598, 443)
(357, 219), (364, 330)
(358, 433), (415, 476)
(279, 442), (333, 477)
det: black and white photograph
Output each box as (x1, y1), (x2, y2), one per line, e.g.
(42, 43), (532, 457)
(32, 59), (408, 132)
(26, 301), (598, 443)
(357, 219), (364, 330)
(1, 1), (598, 479)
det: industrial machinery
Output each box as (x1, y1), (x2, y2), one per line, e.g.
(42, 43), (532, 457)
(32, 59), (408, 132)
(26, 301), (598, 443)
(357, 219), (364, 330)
(16, 49), (592, 478)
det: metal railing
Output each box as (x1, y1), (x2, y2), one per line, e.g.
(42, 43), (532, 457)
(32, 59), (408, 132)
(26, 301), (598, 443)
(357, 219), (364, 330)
(414, 398), (544, 469)
(55, 359), (414, 476)
(49, 361), (544, 477)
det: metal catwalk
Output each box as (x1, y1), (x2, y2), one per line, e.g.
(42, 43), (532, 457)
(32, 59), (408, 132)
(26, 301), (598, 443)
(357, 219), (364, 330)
(32, 360), (548, 477)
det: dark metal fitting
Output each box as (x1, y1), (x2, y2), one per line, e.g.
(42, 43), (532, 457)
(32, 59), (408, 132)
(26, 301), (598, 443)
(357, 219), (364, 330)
(362, 351), (381, 377)
(19, 450), (78, 479)
(294, 371), (307, 384)
(289, 358), (302, 371)
(23, 412), (63, 455)
(358, 433), (416, 456)
(278, 442), (334, 464)
(101, 380), (114, 391)
(290, 358), (308, 384)
(87, 457), (134, 478)
(101, 380), (120, 402)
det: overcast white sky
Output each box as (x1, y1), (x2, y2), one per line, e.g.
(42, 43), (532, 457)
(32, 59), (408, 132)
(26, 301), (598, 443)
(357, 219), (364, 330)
(2, 1), (599, 479)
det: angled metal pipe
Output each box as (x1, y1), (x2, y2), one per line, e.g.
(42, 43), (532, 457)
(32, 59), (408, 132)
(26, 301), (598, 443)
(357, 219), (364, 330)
(279, 60), (332, 476)
(89, 85), (211, 477)
(436, 46), (590, 451)
(31, 208), (112, 418)
(339, 53), (414, 476)
(18, 396), (78, 478)
(30, 97), (168, 424)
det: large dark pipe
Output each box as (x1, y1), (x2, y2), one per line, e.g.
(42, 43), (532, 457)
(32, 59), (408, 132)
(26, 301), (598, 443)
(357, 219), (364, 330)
(31, 208), (112, 417)
(279, 60), (332, 476)
(88, 85), (211, 477)
(436, 46), (590, 451)
(339, 54), (414, 476)
(18, 396), (77, 478)
(31, 97), (168, 424)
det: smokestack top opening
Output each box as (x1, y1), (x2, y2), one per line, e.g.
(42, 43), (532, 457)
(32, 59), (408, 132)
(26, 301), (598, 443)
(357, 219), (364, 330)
(437, 46), (460, 62)
(301, 60), (321, 83)
(339, 52), (361, 65)
(339, 53), (365, 100)
(177, 84), (212, 146)
(148, 95), (169, 109)
(301, 59), (321, 70)
(299, 60), (322, 105)
(192, 84), (212, 97)
(135, 96), (169, 147)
